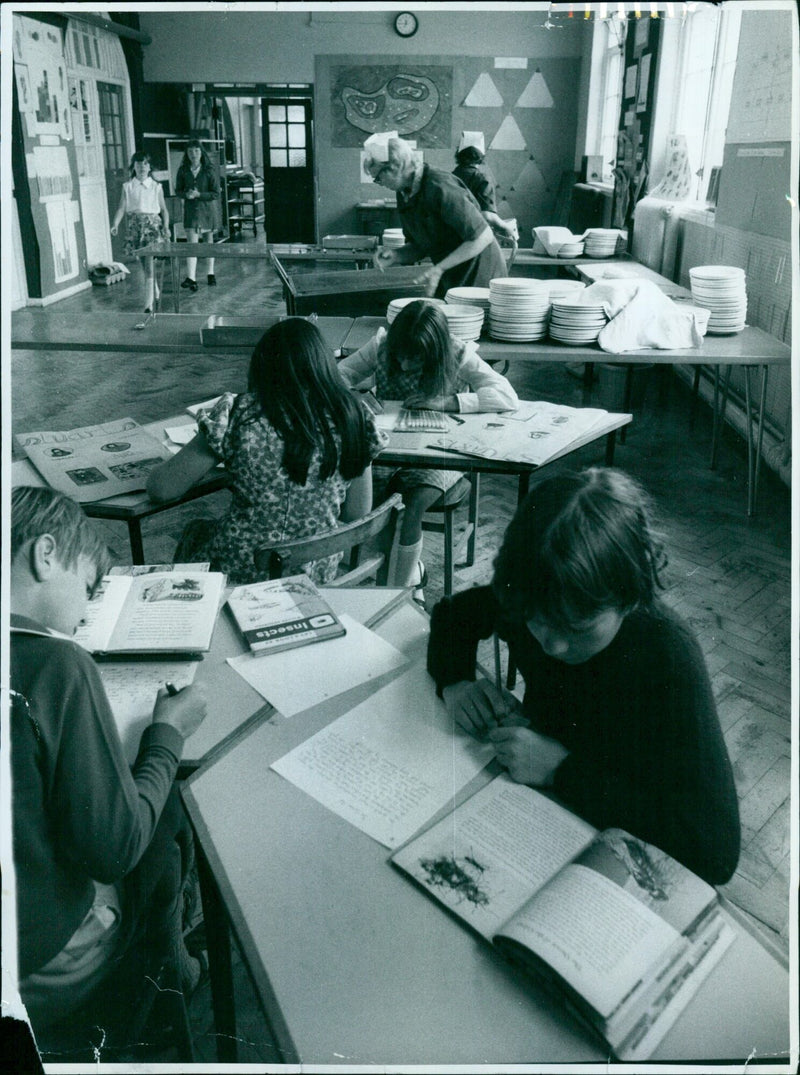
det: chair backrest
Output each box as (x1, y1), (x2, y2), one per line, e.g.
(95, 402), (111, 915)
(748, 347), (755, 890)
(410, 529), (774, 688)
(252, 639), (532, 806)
(253, 493), (405, 587)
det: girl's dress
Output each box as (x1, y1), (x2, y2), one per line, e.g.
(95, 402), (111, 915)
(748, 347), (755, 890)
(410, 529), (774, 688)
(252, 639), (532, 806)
(175, 161), (220, 232)
(337, 328), (518, 493)
(121, 176), (165, 256)
(175, 392), (384, 585)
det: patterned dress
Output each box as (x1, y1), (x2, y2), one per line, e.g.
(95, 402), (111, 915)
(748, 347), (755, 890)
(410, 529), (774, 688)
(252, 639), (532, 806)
(121, 176), (165, 256)
(178, 392), (383, 585)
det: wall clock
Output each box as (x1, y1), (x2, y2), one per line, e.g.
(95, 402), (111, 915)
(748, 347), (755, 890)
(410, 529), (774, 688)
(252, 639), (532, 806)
(394, 12), (419, 37)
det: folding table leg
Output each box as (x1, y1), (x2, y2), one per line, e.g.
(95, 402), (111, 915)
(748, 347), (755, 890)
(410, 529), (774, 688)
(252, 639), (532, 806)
(195, 841), (238, 1063)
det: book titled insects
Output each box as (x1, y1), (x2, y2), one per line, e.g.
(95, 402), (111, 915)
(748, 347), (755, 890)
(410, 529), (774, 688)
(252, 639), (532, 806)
(73, 571), (226, 659)
(227, 574), (346, 656)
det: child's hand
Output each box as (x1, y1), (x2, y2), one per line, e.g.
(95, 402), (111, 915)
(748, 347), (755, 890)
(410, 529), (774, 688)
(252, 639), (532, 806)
(374, 249), (397, 272)
(487, 726), (569, 787)
(110, 224), (118, 236)
(402, 392), (455, 412)
(442, 677), (525, 738)
(152, 683), (208, 740)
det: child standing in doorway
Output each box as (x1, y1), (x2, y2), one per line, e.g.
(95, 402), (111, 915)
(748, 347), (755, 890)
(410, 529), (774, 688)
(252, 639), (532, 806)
(175, 140), (219, 291)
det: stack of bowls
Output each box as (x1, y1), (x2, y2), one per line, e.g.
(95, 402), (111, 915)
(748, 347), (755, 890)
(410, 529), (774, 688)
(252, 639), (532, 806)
(488, 278), (551, 341)
(440, 303), (485, 342)
(382, 228), (406, 249)
(688, 266), (747, 335)
(549, 297), (608, 345)
(583, 229), (621, 257)
(386, 296), (445, 324)
(556, 237), (585, 257)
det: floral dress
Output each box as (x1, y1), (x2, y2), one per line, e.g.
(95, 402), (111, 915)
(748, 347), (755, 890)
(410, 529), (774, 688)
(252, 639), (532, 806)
(184, 392), (383, 585)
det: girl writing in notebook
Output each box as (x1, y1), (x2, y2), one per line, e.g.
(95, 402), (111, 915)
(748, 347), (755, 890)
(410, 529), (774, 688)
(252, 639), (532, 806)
(147, 318), (384, 585)
(110, 151), (169, 314)
(427, 466), (740, 885)
(337, 299), (518, 601)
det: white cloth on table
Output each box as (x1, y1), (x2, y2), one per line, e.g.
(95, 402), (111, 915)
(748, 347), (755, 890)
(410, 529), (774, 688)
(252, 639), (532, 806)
(578, 279), (702, 353)
(531, 226), (585, 256)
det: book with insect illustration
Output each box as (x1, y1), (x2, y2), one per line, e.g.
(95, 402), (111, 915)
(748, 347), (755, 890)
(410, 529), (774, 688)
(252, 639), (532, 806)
(73, 570), (226, 659)
(227, 574), (346, 656)
(391, 774), (733, 1062)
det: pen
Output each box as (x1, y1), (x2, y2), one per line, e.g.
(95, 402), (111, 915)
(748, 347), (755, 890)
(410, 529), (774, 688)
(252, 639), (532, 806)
(449, 414), (465, 425)
(165, 682), (182, 697)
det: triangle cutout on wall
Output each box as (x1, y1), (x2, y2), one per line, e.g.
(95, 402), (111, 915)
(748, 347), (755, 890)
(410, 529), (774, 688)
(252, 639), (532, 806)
(509, 156), (547, 193)
(464, 73), (504, 108)
(489, 115), (526, 151)
(516, 71), (554, 109)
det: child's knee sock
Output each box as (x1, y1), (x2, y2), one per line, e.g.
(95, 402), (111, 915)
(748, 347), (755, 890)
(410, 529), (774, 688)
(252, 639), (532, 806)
(389, 538), (424, 588)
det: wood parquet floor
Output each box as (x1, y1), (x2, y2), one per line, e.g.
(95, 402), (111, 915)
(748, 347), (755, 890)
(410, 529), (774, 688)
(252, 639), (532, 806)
(9, 243), (793, 1063)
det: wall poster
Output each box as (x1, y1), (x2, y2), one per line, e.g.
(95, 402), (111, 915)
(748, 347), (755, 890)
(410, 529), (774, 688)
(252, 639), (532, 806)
(330, 63), (453, 148)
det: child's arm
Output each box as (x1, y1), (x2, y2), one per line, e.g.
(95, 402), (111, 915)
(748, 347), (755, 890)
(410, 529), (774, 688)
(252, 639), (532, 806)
(146, 431), (219, 503)
(339, 467), (373, 522)
(427, 586), (499, 691)
(453, 351), (520, 413)
(442, 676), (525, 737)
(109, 188), (126, 236)
(337, 331), (383, 390)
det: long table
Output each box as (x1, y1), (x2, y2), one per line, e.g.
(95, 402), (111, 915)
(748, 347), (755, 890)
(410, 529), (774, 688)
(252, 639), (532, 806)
(12, 404), (629, 563)
(182, 631), (790, 1065)
(340, 316), (790, 516)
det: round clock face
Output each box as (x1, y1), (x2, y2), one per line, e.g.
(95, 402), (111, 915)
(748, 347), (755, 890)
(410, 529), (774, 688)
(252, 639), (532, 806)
(394, 11), (418, 37)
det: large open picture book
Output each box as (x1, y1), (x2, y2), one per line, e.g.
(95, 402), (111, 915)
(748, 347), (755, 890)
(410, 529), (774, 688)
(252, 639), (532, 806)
(392, 775), (734, 1061)
(74, 570), (225, 659)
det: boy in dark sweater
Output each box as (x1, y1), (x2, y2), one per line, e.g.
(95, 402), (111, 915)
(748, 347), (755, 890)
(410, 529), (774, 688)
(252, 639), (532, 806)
(428, 467), (740, 886)
(9, 486), (207, 1033)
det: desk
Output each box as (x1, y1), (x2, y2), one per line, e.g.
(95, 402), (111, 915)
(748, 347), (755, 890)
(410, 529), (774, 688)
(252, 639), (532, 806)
(12, 396), (628, 563)
(182, 644), (790, 1065)
(341, 315), (790, 516)
(277, 262), (427, 317)
(11, 310), (355, 356)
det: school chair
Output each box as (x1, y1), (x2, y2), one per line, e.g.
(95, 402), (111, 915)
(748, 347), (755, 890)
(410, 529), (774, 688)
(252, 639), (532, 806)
(254, 493), (405, 586)
(422, 475), (479, 597)
(35, 906), (195, 1065)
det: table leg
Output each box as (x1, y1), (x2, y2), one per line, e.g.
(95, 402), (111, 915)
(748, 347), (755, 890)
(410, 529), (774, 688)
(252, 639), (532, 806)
(689, 367), (701, 430)
(619, 366), (634, 445)
(171, 256), (181, 313)
(744, 366), (754, 516)
(750, 365), (769, 517)
(604, 429), (617, 466)
(517, 473), (530, 505)
(128, 520), (145, 565)
(710, 365), (731, 471)
(195, 841), (238, 1063)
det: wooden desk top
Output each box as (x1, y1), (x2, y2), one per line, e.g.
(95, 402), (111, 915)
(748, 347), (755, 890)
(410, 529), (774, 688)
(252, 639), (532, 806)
(136, 241), (273, 259)
(284, 264), (425, 299)
(182, 652), (790, 1064)
(12, 311), (356, 356)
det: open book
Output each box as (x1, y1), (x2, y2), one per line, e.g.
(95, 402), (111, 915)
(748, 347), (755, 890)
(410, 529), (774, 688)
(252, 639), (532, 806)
(73, 570), (225, 659)
(392, 775), (733, 1061)
(227, 574), (346, 656)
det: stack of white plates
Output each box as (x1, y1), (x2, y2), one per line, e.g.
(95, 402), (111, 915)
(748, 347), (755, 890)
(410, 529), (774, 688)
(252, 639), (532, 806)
(556, 240), (585, 258)
(549, 297), (608, 345)
(444, 286), (491, 312)
(688, 266), (747, 334)
(488, 277), (551, 341)
(386, 296), (445, 324)
(440, 303), (485, 342)
(583, 229), (620, 258)
(547, 279), (587, 302)
(381, 228), (406, 249)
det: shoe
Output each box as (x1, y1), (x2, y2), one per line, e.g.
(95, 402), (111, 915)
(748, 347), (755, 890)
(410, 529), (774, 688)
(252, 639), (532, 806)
(143, 306), (153, 314)
(207, 274), (217, 286)
(412, 562), (427, 609)
(181, 277), (198, 292)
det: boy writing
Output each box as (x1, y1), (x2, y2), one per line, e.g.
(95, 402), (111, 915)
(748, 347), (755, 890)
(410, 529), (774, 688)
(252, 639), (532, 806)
(9, 486), (208, 1035)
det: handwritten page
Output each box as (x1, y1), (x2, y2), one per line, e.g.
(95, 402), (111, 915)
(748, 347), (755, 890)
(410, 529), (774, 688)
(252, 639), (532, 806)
(271, 664), (495, 848)
(98, 661), (199, 765)
(226, 613), (408, 716)
(427, 401), (611, 466)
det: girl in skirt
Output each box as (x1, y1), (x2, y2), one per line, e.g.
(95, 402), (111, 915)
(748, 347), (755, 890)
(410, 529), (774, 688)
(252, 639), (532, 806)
(110, 151), (169, 312)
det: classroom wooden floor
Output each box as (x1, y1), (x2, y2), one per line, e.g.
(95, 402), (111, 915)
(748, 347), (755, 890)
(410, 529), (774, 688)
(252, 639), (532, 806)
(11, 243), (792, 1063)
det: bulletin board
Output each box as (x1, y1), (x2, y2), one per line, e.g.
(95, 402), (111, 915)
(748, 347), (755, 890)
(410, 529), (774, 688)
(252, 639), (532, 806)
(316, 53), (581, 242)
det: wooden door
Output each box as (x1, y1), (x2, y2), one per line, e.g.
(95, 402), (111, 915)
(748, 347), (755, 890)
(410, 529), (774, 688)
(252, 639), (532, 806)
(261, 95), (315, 243)
(97, 81), (129, 260)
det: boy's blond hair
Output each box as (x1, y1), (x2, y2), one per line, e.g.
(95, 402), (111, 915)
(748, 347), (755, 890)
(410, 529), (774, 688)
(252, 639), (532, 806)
(11, 486), (111, 576)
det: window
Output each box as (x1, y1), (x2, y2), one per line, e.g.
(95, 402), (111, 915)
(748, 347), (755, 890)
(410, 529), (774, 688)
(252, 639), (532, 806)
(586, 17), (626, 184)
(267, 103), (307, 168)
(669, 5), (741, 202)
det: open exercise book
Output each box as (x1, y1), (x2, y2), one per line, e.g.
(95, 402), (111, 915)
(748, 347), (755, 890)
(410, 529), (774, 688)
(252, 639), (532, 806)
(73, 570), (225, 659)
(392, 775), (734, 1062)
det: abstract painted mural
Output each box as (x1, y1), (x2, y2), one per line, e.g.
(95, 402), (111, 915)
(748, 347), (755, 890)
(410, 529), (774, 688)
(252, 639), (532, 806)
(331, 63), (453, 148)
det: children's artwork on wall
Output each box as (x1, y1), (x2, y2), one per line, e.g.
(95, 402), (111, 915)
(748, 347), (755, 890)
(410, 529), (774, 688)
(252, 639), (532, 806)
(15, 64), (31, 113)
(490, 115), (526, 152)
(636, 54), (651, 113)
(331, 63), (452, 148)
(515, 71), (553, 109)
(45, 199), (79, 283)
(464, 73), (503, 108)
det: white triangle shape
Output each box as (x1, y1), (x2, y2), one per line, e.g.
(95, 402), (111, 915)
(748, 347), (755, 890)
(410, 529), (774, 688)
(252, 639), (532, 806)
(516, 71), (554, 109)
(489, 115), (526, 151)
(464, 73), (504, 108)
(509, 157), (547, 192)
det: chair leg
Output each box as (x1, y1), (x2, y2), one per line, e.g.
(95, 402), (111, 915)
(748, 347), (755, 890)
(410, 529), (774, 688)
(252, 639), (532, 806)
(465, 475), (479, 567)
(443, 511), (454, 597)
